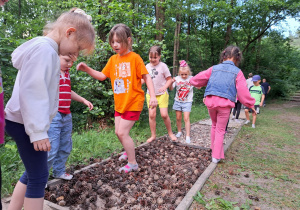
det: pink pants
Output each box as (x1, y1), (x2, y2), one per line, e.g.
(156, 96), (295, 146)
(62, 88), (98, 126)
(208, 107), (231, 159)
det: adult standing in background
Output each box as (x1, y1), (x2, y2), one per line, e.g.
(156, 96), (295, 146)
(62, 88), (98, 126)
(246, 73), (254, 89)
(261, 78), (271, 106)
(0, 1), (10, 209)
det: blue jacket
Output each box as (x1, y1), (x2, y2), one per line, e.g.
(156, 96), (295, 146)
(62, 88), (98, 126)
(204, 61), (240, 102)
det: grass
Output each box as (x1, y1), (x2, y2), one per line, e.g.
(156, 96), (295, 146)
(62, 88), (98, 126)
(194, 102), (300, 209)
(0, 101), (209, 197)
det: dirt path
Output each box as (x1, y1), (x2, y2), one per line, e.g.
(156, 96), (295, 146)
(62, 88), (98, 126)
(190, 101), (300, 210)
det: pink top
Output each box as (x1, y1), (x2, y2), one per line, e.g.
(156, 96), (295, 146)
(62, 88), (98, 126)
(190, 67), (255, 109)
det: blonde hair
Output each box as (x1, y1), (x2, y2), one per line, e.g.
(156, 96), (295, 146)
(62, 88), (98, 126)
(108, 24), (133, 51)
(43, 8), (95, 54)
(178, 60), (192, 76)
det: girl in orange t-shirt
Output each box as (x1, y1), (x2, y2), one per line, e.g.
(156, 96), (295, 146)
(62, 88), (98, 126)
(77, 24), (157, 173)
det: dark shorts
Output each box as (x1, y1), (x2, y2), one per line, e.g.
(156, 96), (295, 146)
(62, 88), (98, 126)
(245, 105), (260, 114)
(114, 111), (141, 121)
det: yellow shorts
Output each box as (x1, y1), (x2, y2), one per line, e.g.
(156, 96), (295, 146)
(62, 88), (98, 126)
(146, 92), (169, 108)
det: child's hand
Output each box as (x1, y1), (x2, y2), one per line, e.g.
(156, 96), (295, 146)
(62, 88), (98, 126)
(259, 102), (263, 107)
(203, 98), (205, 104)
(158, 87), (166, 93)
(251, 107), (257, 114)
(76, 62), (89, 72)
(149, 97), (158, 109)
(196, 86), (201, 89)
(33, 138), (51, 151)
(83, 99), (93, 110)
(171, 77), (176, 83)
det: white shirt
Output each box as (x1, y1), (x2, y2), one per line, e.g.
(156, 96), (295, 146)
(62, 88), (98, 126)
(5, 37), (60, 143)
(172, 76), (194, 102)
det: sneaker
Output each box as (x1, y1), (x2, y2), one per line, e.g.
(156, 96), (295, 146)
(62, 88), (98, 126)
(185, 136), (191, 144)
(118, 152), (128, 161)
(45, 184), (48, 189)
(234, 119), (242, 123)
(119, 163), (138, 173)
(231, 115), (235, 120)
(245, 120), (250, 125)
(175, 132), (182, 138)
(212, 158), (220, 163)
(55, 173), (73, 180)
(263, 104), (266, 107)
(252, 124), (255, 128)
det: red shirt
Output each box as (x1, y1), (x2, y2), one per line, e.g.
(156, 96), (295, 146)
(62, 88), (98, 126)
(58, 71), (71, 114)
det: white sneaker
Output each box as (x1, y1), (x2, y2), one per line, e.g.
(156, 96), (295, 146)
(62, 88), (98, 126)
(185, 136), (191, 144)
(212, 158), (220, 163)
(175, 132), (182, 138)
(55, 173), (73, 180)
(252, 124), (255, 128)
(245, 120), (250, 125)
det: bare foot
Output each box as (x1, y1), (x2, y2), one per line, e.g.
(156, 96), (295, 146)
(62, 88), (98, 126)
(169, 134), (177, 141)
(147, 136), (156, 143)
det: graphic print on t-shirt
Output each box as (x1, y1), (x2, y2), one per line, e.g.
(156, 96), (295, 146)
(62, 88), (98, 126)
(114, 78), (125, 94)
(119, 62), (131, 78)
(149, 68), (158, 79)
(177, 81), (192, 101)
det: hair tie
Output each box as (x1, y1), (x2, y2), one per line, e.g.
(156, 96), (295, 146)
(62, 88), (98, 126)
(73, 8), (92, 22)
(180, 60), (188, 67)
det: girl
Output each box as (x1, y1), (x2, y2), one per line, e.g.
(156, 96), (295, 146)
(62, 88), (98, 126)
(5, 8), (95, 210)
(77, 23), (157, 173)
(169, 60), (194, 143)
(190, 45), (256, 163)
(145, 45), (177, 143)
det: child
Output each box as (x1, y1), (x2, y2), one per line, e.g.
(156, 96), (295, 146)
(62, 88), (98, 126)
(245, 75), (265, 128)
(5, 8), (95, 210)
(0, 1), (10, 209)
(145, 46), (177, 143)
(47, 55), (93, 181)
(77, 23), (157, 173)
(169, 60), (194, 143)
(190, 45), (256, 164)
(231, 96), (242, 122)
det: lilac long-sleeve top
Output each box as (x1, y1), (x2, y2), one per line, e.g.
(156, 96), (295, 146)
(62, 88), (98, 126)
(190, 67), (255, 109)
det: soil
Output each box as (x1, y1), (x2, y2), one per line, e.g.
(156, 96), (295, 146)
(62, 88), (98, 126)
(45, 136), (212, 209)
(189, 101), (300, 210)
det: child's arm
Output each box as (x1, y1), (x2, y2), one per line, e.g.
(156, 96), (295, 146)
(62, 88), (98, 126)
(143, 74), (158, 109)
(169, 77), (176, 91)
(260, 94), (265, 107)
(158, 76), (173, 93)
(77, 62), (107, 81)
(189, 67), (212, 88)
(71, 91), (93, 110)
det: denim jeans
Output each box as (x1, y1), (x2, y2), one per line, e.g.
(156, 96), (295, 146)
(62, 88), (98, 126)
(47, 112), (72, 177)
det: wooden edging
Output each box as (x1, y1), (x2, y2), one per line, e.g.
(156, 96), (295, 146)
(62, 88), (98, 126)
(175, 124), (243, 210)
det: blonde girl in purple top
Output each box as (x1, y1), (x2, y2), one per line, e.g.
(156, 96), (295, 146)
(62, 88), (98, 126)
(190, 46), (256, 163)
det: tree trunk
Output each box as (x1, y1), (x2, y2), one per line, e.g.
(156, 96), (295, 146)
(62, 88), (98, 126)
(173, 13), (181, 76)
(155, 0), (165, 41)
(18, 0), (21, 17)
(186, 15), (191, 62)
(224, 0), (235, 48)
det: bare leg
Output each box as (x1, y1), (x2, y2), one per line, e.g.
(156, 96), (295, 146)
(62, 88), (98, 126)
(8, 181), (26, 210)
(147, 108), (157, 143)
(160, 108), (177, 141)
(183, 112), (191, 137)
(176, 111), (182, 133)
(115, 118), (136, 164)
(24, 198), (44, 210)
(252, 112), (257, 125)
(245, 109), (250, 121)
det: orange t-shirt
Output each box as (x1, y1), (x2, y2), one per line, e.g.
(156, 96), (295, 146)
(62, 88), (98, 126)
(102, 52), (148, 113)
